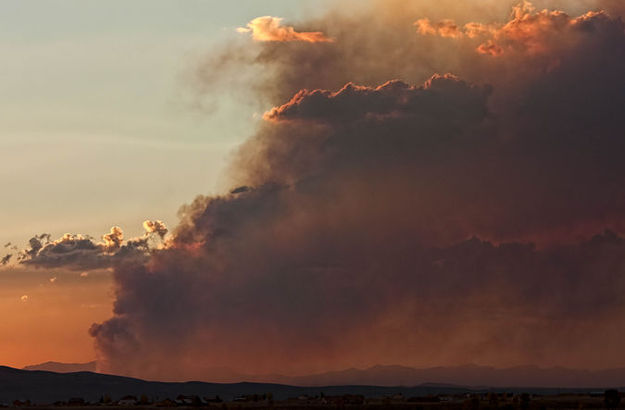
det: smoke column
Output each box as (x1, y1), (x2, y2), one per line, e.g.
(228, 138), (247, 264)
(90, 1), (625, 380)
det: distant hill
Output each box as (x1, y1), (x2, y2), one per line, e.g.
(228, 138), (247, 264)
(274, 365), (625, 388)
(17, 363), (625, 390)
(23, 361), (97, 373)
(0, 366), (480, 404)
(5, 366), (620, 405)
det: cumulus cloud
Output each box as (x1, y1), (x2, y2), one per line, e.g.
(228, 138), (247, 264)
(102, 226), (124, 251)
(142, 220), (168, 239)
(415, 1), (616, 56)
(17, 221), (168, 271)
(237, 16), (333, 43)
(88, 0), (625, 380)
(264, 75), (489, 124)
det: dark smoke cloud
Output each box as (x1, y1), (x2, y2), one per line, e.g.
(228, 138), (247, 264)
(91, 1), (625, 380)
(17, 222), (167, 271)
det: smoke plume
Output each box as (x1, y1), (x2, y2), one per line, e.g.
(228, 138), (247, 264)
(90, 0), (625, 380)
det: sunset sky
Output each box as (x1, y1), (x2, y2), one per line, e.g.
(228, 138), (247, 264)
(0, 0), (329, 368)
(3, 0), (625, 380)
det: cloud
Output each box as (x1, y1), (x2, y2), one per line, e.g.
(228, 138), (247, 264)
(1, 254), (12, 266)
(414, 1), (616, 56)
(102, 226), (124, 251)
(4, 242), (17, 250)
(237, 16), (333, 43)
(17, 221), (167, 271)
(415, 18), (465, 38)
(142, 220), (168, 239)
(87, 0), (625, 380)
(264, 75), (489, 124)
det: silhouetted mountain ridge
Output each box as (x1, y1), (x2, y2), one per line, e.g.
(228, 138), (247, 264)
(23, 361), (96, 373)
(15, 362), (625, 392)
(0, 366), (478, 404)
(277, 365), (625, 388)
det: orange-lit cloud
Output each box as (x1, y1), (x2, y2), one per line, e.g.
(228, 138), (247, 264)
(264, 74), (479, 122)
(477, 40), (504, 56)
(102, 226), (123, 251)
(142, 220), (168, 239)
(237, 16), (333, 43)
(415, 18), (464, 38)
(415, 1), (612, 56)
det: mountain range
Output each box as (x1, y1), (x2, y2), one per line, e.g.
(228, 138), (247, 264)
(21, 363), (625, 389)
(23, 361), (97, 373)
(272, 365), (625, 388)
(4, 365), (621, 405)
(0, 365), (474, 404)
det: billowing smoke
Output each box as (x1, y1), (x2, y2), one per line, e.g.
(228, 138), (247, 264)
(90, 1), (625, 380)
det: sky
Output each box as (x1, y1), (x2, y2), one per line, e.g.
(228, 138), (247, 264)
(3, 0), (625, 382)
(0, 0), (330, 368)
(0, 0), (330, 243)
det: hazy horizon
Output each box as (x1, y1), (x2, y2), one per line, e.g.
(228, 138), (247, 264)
(15, 361), (625, 389)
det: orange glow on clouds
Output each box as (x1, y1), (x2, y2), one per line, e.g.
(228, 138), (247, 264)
(237, 16), (333, 43)
(102, 226), (123, 251)
(415, 18), (464, 39)
(415, 1), (609, 56)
